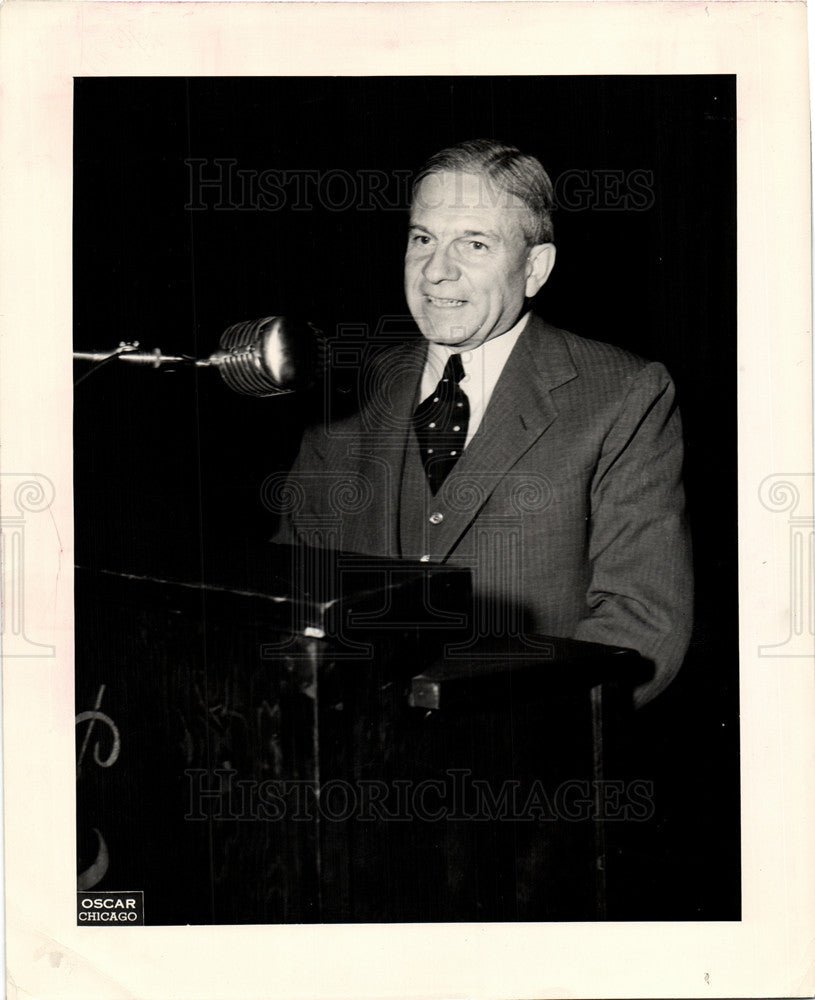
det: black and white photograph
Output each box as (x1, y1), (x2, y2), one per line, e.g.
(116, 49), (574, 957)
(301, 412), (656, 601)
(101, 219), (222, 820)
(73, 74), (739, 925)
(0, 3), (812, 998)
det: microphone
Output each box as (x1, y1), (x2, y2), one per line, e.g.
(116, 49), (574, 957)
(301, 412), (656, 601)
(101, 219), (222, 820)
(73, 316), (323, 397)
(201, 316), (323, 396)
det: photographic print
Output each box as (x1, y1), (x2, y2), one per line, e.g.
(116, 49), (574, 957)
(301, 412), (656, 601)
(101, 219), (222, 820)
(1, 4), (811, 999)
(73, 74), (739, 926)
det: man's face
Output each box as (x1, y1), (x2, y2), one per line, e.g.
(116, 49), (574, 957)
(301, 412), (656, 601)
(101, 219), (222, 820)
(404, 170), (554, 350)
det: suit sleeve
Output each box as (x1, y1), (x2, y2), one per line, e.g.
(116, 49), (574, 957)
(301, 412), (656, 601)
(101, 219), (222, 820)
(572, 361), (693, 705)
(268, 425), (326, 547)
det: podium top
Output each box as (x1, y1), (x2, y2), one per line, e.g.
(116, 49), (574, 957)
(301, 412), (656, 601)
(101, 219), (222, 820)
(76, 543), (472, 634)
(75, 545), (651, 694)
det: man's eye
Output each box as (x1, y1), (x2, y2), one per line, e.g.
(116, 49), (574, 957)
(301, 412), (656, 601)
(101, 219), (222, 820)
(464, 240), (488, 253)
(410, 233), (431, 246)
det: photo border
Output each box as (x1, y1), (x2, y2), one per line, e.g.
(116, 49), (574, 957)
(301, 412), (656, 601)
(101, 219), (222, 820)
(0, 3), (812, 998)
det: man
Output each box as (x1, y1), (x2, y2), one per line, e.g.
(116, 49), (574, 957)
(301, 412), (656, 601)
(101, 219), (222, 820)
(274, 139), (693, 705)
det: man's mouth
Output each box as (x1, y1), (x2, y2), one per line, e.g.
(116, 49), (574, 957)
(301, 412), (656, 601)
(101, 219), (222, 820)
(425, 295), (466, 308)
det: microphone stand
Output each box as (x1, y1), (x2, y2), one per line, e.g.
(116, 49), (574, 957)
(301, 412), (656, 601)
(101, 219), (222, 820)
(73, 342), (195, 368)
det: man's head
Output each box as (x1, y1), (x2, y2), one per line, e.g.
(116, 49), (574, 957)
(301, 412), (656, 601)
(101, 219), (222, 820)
(404, 139), (556, 350)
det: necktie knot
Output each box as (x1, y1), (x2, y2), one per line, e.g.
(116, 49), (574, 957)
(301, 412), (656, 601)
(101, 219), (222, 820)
(444, 352), (465, 386)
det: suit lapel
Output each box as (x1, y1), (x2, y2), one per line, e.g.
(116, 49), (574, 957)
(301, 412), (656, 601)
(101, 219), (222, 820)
(429, 315), (579, 556)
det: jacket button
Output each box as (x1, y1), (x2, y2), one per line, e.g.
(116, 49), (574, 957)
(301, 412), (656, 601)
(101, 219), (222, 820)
(429, 511), (444, 525)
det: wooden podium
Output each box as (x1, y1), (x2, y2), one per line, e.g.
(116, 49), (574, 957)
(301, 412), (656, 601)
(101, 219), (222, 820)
(75, 545), (651, 924)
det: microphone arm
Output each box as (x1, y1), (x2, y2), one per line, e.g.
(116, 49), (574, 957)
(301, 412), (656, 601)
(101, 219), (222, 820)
(73, 316), (323, 397)
(73, 344), (192, 366)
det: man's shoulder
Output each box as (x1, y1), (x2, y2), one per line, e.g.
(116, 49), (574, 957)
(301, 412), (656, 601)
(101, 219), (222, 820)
(530, 314), (653, 375)
(528, 315), (674, 399)
(296, 338), (420, 449)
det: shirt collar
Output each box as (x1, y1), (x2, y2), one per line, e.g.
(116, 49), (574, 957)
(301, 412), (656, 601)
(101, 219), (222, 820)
(424, 310), (530, 381)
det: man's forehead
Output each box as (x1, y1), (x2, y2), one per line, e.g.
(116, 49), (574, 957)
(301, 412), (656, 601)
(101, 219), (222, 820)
(411, 170), (527, 219)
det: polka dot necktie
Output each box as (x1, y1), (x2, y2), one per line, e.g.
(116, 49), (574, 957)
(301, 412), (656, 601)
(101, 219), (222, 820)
(413, 352), (470, 495)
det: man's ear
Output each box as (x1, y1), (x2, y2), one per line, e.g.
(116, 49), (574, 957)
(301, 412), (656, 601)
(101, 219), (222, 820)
(525, 243), (556, 297)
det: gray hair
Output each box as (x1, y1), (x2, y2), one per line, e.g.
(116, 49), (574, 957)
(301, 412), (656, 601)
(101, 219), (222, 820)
(412, 139), (555, 245)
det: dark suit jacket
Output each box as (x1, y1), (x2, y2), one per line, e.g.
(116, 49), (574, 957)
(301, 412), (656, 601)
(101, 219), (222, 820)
(273, 313), (693, 704)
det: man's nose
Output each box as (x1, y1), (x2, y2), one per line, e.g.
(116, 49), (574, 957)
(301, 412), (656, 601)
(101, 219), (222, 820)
(422, 244), (459, 283)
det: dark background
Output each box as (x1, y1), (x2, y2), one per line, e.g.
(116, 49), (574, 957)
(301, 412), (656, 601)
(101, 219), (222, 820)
(74, 76), (739, 920)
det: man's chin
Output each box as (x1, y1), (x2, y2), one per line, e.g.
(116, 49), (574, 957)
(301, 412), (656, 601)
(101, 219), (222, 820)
(417, 322), (476, 346)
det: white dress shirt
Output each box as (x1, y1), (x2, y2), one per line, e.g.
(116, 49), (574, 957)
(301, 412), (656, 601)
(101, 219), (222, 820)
(418, 311), (530, 448)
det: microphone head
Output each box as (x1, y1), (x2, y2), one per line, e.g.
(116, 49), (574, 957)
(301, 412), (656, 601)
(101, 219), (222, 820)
(216, 316), (323, 396)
